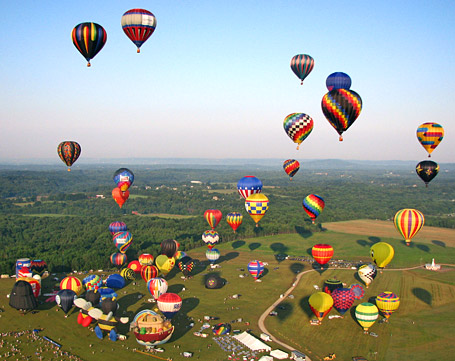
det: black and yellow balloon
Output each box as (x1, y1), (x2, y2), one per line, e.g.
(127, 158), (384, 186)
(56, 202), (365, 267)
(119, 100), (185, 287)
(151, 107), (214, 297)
(57, 141), (81, 171)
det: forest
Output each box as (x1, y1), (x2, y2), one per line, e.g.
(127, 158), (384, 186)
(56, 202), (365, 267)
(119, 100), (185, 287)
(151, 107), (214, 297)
(1, 161), (454, 274)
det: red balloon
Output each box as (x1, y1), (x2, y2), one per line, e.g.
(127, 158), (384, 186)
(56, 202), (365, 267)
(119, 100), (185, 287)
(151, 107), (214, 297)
(204, 209), (222, 229)
(141, 265), (159, 282)
(128, 260), (142, 274)
(112, 187), (129, 208)
(312, 244), (334, 265)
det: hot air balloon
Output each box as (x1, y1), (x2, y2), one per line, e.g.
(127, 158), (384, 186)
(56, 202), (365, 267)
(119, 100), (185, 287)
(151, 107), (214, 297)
(370, 242), (394, 269)
(212, 323), (231, 335)
(113, 168), (135, 192)
(326, 72), (352, 91)
(56, 289), (77, 314)
(393, 209), (425, 246)
(331, 288), (355, 316)
(358, 264), (377, 288)
(416, 160), (439, 187)
(308, 292), (333, 323)
(283, 113), (314, 150)
(155, 255), (175, 276)
(110, 253), (127, 267)
(17, 277), (41, 298)
(321, 89), (362, 141)
(206, 248), (220, 264)
(57, 141), (81, 171)
(349, 284), (365, 300)
(121, 9), (157, 53)
(247, 260), (264, 280)
(109, 221), (127, 235)
(237, 176), (263, 199)
(82, 274), (103, 291)
(112, 187), (129, 208)
(31, 260), (47, 275)
(376, 292), (400, 320)
(71, 22), (107, 67)
(147, 278), (168, 299)
(283, 159), (300, 180)
(245, 193), (269, 227)
(9, 280), (37, 312)
(113, 231), (133, 253)
(141, 265), (159, 282)
(202, 230), (219, 250)
(131, 310), (174, 346)
(157, 293), (182, 319)
(177, 256), (194, 277)
(175, 251), (187, 261)
(128, 260), (142, 274)
(204, 209), (222, 230)
(97, 287), (117, 303)
(226, 212), (243, 233)
(312, 244), (333, 266)
(138, 253), (154, 266)
(355, 302), (379, 332)
(60, 276), (83, 295)
(323, 279), (343, 295)
(303, 194), (325, 224)
(417, 122), (444, 157)
(120, 268), (135, 281)
(160, 239), (179, 258)
(105, 274), (126, 289)
(205, 274), (224, 289)
(290, 54), (314, 84)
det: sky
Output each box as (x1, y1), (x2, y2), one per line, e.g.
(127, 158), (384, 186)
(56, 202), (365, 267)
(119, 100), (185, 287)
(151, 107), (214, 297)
(0, 1), (454, 163)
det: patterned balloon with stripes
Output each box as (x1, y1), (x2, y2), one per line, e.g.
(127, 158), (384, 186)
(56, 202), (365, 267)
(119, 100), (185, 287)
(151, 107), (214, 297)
(109, 221), (127, 235)
(138, 253), (154, 266)
(226, 212), (243, 233)
(71, 22), (107, 67)
(121, 8), (157, 53)
(416, 122), (444, 157)
(393, 208), (425, 246)
(204, 209), (222, 230)
(110, 253), (127, 267)
(202, 230), (219, 250)
(283, 113), (314, 150)
(283, 159), (300, 180)
(120, 267), (135, 281)
(355, 302), (379, 331)
(321, 89), (362, 141)
(206, 249), (220, 264)
(147, 278), (168, 299)
(247, 260), (264, 280)
(82, 274), (103, 291)
(113, 231), (133, 253)
(331, 288), (355, 316)
(57, 141), (81, 171)
(376, 291), (400, 320)
(245, 193), (269, 226)
(60, 276), (83, 295)
(311, 244), (333, 266)
(141, 265), (159, 282)
(290, 54), (314, 84)
(303, 194), (325, 224)
(237, 176), (263, 200)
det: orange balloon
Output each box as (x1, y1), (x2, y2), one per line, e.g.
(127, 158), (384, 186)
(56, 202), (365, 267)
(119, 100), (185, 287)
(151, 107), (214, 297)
(112, 187), (129, 208)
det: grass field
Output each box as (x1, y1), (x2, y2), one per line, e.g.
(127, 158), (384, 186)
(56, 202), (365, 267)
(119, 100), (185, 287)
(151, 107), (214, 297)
(1, 220), (454, 361)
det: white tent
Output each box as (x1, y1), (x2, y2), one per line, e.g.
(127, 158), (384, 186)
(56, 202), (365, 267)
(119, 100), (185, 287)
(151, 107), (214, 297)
(270, 349), (288, 359)
(233, 331), (272, 352)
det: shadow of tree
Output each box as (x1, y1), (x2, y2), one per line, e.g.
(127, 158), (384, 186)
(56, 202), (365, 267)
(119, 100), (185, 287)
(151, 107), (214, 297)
(294, 226), (313, 239)
(275, 301), (294, 322)
(270, 242), (289, 255)
(417, 244), (430, 252)
(299, 295), (313, 319)
(232, 240), (245, 249)
(249, 242), (262, 251)
(290, 262), (305, 275)
(412, 287), (432, 306)
(432, 240), (445, 247)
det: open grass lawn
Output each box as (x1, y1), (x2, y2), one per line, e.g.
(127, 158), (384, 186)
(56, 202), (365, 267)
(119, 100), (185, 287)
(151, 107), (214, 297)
(1, 220), (454, 361)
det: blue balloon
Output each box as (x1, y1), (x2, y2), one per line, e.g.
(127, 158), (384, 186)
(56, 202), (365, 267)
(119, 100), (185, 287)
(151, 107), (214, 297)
(237, 176), (263, 200)
(326, 72), (352, 91)
(105, 274), (126, 289)
(98, 287), (117, 303)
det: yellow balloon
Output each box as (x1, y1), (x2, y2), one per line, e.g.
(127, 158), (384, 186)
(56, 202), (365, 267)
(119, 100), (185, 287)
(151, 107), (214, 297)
(245, 193), (269, 226)
(370, 242), (394, 268)
(155, 255), (175, 276)
(308, 291), (333, 322)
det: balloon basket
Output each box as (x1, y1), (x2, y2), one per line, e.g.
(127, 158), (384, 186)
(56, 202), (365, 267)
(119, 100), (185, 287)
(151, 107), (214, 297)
(137, 48), (141, 53)
(87, 62), (91, 67)
(339, 136), (343, 141)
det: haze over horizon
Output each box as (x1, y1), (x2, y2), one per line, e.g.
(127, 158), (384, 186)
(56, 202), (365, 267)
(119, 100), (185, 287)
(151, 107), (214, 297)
(1, 1), (453, 162)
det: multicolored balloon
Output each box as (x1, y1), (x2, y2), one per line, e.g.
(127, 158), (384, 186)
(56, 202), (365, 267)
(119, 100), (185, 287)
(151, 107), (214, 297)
(138, 253), (154, 266)
(393, 209), (425, 246)
(226, 212), (243, 233)
(376, 291), (400, 320)
(113, 168), (135, 192)
(110, 253), (127, 267)
(321, 89), (362, 141)
(303, 194), (325, 224)
(326, 72), (352, 91)
(157, 293), (182, 319)
(312, 244), (333, 266)
(283, 159), (300, 180)
(247, 260), (264, 280)
(331, 288), (355, 316)
(57, 141), (81, 171)
(212, 323), (231, 335)
(290, 54), (314, 84)
(370, 242), (394, 269)
(109, 221), (127, 235)
(155, 255), (175, 276)
(283, 113), (314, 150)
(147, 278), (168, 299)
(177, 256), (194, 277)
(71, 22), (107, 67)
(349, 284), (365, 300)
(141, 265), (159, 282)
(82, 274), (103, 291)
(112, 188), (130, 208)
(245, 193), (269, 226)
(322, 279), (343, 295)
(358, 263), (377, 288)
(202, 230), (219, 250)
(121, 8), (156, 53)
(237, 176), (263, 199)
(416, 160), (439, 187)
(31, 260), (47, 275)
(204, 209), (222, 230)
(355, 302), (379, 331)
(416, 122), (444, 157)
(127, 260), (142, 274)
(60, 276), (83, 295)
(206, 248), (220, 264)
(113, 231), (133, 253)
(308, 292), (333, 323)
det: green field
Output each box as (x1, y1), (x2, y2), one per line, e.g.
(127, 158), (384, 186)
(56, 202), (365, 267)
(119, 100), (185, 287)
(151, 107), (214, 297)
(1, 221), (454, 361)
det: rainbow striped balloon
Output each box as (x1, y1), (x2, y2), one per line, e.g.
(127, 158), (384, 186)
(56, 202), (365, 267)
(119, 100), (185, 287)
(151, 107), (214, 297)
(283, 113), (314, 149)
(376, 291), (400, 320)
(303, 194), (325, 223)
(416, 122), (444, 157)
(226, 212), (243, 233)
(247, 260), (265, 280)
(393, 209), (424, 245)
(283, 159), (300, 180)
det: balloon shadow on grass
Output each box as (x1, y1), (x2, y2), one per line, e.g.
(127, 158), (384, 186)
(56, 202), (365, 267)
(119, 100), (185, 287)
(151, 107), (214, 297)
(201, 272), (226, 288)
(170, 297), (200, 342)
(232, 240), (246, 249)
(117, 292), (146, 319)
(432, 240), (445, 247)
(294, 225), (312, 239)
(299, 295), (313, 319)
(412, 287), (432, 306)
(248, 242), (262, 251)
(270, 242), (289, 255)
(306, 247), (313, 257)
(168, 283), (186, 293)
(417, 244), (430, 252)
(368, 237), (381, 245)
(357, 239), (368, 247)
(275, 301), (294, 322)
(290, 262), (305, 275)
(312, 263), (329, 275)
(219, 251), (239, 263)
